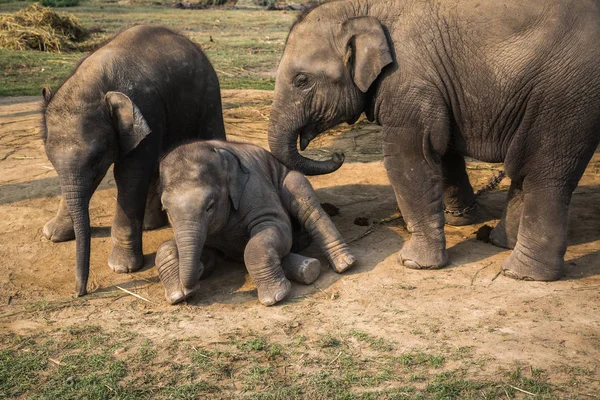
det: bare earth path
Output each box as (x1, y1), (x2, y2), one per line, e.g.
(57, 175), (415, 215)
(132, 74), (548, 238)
(0, 90), (598, 398)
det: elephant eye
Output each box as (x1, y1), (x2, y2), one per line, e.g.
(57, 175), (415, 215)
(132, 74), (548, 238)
(206, 200), (215, 212)
(293, 73), (310, 89)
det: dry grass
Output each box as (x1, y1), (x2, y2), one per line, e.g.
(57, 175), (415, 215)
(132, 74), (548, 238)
(0, 3), (88, 52)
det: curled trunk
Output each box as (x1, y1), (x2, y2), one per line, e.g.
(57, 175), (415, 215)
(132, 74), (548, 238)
(268, 105), (344, 176)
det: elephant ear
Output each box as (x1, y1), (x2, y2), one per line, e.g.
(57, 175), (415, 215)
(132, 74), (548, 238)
(215, 148), (250, 211)
(342, 16), (393, 93)
(105, 91), (151, 157)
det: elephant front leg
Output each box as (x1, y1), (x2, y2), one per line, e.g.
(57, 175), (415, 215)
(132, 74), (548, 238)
(108, 162), (152, 273)
(489, 179), (523, 249)
(244, 224), (292, 306)
(502, 186), (570, 281)
(143, 174), (168, 231)
(442, 152), (478, 226)
(156, 239), (217, 304)
(383, 129), (447, 270)
(281, 252), (321, 285)
(282, 171), (356, 273)
(43, 197), (75, 242)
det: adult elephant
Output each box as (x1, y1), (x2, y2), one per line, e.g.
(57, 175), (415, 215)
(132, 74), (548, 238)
(267, 0), (600, 281)
(42, 25), (225, 296)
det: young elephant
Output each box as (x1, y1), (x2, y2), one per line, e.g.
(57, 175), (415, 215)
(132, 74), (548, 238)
(157, 140), (356, 306)
(42, 25), (225, 296)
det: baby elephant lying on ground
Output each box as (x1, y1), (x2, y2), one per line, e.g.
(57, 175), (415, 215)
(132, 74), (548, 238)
(156, 141), (356, 305)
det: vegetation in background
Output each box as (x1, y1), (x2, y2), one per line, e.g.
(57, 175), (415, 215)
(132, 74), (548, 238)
(0, 3), (88, 52)
(40, 0), (81, 7)
(0, 0), (295, 95)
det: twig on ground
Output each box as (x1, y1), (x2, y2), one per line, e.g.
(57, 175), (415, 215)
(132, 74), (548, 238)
(508, 384), (536, 396)
(348, 214), (404, 244)
(49, 358), (63, 366)
(471, 262), (494, 286)
(115, 286), (153, 304)
(328, 351), (342, 365)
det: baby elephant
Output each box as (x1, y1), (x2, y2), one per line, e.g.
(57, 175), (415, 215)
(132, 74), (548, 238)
(156, 141), (356, 305)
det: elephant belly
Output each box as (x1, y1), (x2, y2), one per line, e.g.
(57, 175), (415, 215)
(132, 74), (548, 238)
(206, 229), (248, 260)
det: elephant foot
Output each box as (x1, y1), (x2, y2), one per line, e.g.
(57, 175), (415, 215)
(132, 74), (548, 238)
(501, 246), (563, 281)
(256, 277), (291, 306)
(108, 243), (144, 274)
(444, 202), (478, 226)
(399, 236), (448, 270)
(43, 217), (75, 242)
(489, 224), (517, 249)
(281, 253), (321, 285)
(330, 252), (356, 273)
(143, 209), (168, 231)
(156, 239), (186, 304)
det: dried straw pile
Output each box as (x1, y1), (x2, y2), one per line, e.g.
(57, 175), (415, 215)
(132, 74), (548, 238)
(0, 3), (89, 52)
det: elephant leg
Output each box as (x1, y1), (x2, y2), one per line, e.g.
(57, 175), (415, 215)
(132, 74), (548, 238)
(282, 171), (356, 273)
(244, 224), (292, 306)
(442, 152), (478, 226)
(489, 179), (523, 249)
(156, 239), (184, 304)
(143, 174), (168, 231)
(383, 126), (447, 270)
(44, 168), (108, 243)
(156, 239), (217, 304)
(108, 160), (152, 273)
(501, 185), (570, 281)
(43, 197), (75, 242)
(281, 252), (321, 285)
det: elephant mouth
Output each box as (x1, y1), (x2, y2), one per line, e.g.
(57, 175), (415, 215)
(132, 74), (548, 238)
(299, 124), (319, 151)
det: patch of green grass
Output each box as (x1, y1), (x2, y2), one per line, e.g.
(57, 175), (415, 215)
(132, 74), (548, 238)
(395, 351), (445, 369)
(0, 348), (47, 398)
(239, 336), (268, 352)
(506, 366), (553, 395)
(350, 329), (393, 351)
(40, 0), (81, 7)
(317, 334), (342, 348)
(0, 2), (295, 95)
(135, 338), (157, 363)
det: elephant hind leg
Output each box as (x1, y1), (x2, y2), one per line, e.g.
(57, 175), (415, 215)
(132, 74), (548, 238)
(501, 186), (569, 281)
(282, 171), (356, 273)
(281, 252), (321, 285)
(442, 152), (478, 226)
(143, 174), (168, 231)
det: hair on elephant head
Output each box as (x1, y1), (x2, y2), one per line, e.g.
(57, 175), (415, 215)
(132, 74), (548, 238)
(268, 7), (393, 175)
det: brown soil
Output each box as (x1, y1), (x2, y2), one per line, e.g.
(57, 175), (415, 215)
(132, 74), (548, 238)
(1, 90), (599, 392)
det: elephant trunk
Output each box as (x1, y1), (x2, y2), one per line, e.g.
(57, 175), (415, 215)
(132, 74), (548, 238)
(173, 221), (207, 296)
(61, 181), (92, 297)
(268, 105), (344, 176)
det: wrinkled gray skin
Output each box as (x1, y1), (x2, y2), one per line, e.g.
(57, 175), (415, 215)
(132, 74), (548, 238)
(42, 25), (225, 297)
(268, 0), (600, 281)
(158, 140), (356, 305)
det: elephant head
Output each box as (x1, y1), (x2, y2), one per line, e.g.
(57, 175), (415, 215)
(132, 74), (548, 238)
(268, 6), (393, 175)
(159, 143), (249, 299)
(42, 88), (151, 296)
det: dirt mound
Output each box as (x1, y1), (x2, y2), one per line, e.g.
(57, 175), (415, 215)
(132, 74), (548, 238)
(0, 3), (89, 52)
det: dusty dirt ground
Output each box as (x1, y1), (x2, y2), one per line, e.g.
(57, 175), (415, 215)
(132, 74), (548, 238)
(1, 90), (599, 397)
